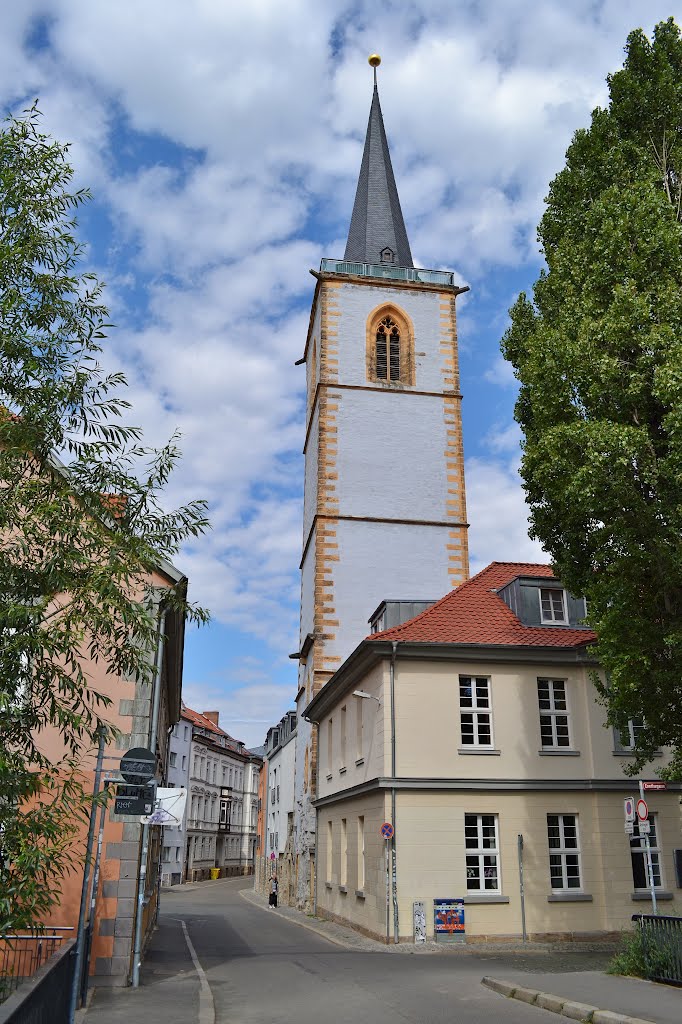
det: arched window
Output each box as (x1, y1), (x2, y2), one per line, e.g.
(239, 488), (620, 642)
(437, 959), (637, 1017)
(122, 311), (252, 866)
(375, 316), (400, 381)
(366, 305), (415, 386)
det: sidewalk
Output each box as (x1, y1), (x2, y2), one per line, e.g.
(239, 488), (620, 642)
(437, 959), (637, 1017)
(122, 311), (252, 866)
(483, 971), (681, 1024)
(77, 912), (201, 1024)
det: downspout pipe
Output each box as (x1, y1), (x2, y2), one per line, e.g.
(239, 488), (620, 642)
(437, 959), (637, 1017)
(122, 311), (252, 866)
(132, 604), (168, 987)
(390, 641), (399, 944)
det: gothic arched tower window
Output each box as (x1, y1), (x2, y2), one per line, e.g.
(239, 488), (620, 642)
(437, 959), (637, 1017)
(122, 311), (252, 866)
(366, 306), (415, 386)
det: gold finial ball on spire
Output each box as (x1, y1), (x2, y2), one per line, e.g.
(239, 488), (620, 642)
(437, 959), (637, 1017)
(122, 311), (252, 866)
(368, 54), (382, 68)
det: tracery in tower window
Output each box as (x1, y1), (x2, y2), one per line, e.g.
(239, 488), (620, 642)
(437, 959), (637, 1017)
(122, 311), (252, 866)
(366, 305), (415, 386)
(375, 317), (400, 381)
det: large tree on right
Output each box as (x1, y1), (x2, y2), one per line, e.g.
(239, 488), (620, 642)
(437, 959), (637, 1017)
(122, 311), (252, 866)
(502, 18), (682, 777)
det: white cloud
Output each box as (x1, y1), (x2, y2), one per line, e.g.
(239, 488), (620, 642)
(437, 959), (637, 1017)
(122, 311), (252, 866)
(466, 456), (545, 576)
(2, 0), (675, 738)
(484, 355), (517, 389)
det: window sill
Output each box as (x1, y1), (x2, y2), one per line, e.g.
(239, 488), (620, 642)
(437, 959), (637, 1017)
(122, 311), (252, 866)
(325, 881), (333, 890)
(547, 893), (592, 902)
(458, 747), (501, 756)
(631, 891), (673, 901)
(355, 757), (365, 767)
(339, 885), (348, 894)
(613, 751), (662, 758)
(326, 773), (333, 781)
(339, 766), (346, 775)
(539, 749), (581, 756)
(463, 895), (509, 904)
(355, 890), (366, 900)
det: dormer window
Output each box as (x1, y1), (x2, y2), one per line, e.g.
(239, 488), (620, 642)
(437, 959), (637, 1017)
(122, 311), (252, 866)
(379, 246), (395, 264)
(539, 588), (567, 624)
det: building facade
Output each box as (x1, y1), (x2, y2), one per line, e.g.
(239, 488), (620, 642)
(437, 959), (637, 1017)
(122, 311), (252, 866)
(183, 708), (261, 881)
(255, 711), (297, 898)
(291, 65), (470, 909)
(40, 562), (188, 986)
(305, 563), (682, 943)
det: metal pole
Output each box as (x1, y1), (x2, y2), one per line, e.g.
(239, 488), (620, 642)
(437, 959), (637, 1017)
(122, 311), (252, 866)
(390, 642), (399, 944)
(69, 727), (106, 1023)
(639, 781), (657, 915)
(83, 783), (109, 1000)
(385, 840), (390, 942)
(132, 606), (167, 987)
(517, 834), (527, 942)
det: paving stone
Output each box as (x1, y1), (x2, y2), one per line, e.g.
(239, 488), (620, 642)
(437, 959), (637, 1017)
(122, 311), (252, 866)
(537, 993), (567, 1013)
(513, 985), (540, 1005)
(481, 977), (516, 997)
(561, 1001), (597, 1020)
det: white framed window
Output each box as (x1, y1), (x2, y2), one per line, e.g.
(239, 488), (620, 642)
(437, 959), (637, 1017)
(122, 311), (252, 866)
(630, 816), (663, 890)
(326, 820), (333, 881)
(169, 752), (177, 767)
(162, 846), (171, 862)
(459, 676), (493, 747)
(615, 717), (645, 752)
(356, 698), (364, 760)
(341, 818), (347, 885)
(547, 814), (582, 890)
(465, 813), (500, 893)
(538, 679), (571, 747)
(540, 588), (567, 624)
(358, 816), (365, 891)
(327, 718), (333, 774)
(340, 705), (347, 767)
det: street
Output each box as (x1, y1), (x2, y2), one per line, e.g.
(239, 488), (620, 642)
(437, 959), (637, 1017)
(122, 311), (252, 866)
(86, 877), (618, 1024)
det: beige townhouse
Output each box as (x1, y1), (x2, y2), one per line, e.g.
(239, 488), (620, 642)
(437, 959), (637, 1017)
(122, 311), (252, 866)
(304, 562), (682, 943)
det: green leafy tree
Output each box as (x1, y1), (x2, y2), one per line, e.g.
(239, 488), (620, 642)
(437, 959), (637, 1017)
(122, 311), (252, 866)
(502, 18), (682, 778)
(0, 105), (210, 931)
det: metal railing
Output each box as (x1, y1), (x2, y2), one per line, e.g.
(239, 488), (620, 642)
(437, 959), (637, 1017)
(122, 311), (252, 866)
(319, 258), (455, 286)
(632, 914), (682, 986)
(0, 937), (76, 1024)
(0, 928), (73, 1004)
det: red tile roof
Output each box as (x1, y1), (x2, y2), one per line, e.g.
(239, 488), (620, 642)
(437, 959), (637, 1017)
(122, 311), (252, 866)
(369, 562), (596, 649)
(181, 704), (247, 750)
(181, 704), (228, 737)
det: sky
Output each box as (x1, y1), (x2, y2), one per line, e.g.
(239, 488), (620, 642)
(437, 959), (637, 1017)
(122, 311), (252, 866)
(1, 1), (676, 747)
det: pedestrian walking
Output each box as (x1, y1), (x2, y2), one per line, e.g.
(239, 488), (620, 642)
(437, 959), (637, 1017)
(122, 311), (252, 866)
(268, 875), (278, 908)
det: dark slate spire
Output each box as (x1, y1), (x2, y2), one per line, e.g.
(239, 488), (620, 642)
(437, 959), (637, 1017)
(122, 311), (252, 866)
(344, 59), (414, 269)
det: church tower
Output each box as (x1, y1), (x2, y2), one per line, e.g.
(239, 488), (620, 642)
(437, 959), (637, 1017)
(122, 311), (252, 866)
(291, 57), (469, 908)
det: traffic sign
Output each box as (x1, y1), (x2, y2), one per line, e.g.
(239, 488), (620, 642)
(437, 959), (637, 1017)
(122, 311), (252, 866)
(642, 781), (667, 792)
(380, 822), (394, 840)
(624, 821), (635, 835)
(636, 799), (649, 822)
(270, 852), (276, 860)
(114, 783), (156, 816)
(638, 819), (651, 834)
(120, 747), (156, 784)
(624, 797), (636, 822)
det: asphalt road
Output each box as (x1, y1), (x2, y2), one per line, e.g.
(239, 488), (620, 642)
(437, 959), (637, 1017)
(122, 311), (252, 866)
(150, 877), (565, 1024)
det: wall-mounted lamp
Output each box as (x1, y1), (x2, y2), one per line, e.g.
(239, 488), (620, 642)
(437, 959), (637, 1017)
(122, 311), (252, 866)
(353, 690), (381, 704)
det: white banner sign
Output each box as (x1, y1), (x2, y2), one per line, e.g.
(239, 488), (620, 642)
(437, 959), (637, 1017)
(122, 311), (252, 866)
(140, 787), (187, 826)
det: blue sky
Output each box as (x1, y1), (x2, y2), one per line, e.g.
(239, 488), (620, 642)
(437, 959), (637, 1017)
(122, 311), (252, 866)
(1, 1), (676, 746)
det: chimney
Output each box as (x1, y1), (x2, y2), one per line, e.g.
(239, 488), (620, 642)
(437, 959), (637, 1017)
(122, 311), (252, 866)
(202, 711), (219, 727)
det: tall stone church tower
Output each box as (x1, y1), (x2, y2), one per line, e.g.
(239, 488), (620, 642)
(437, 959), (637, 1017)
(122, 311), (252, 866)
(291, 59), (469, 908)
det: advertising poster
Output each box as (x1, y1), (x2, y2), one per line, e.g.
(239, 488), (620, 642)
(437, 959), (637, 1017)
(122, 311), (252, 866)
(433, 898), (465, 942)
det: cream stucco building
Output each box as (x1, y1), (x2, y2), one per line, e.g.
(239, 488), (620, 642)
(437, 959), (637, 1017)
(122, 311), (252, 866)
(305, 562), (682, 943)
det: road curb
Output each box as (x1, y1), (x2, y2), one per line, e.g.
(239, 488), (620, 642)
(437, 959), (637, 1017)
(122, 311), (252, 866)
(481, 977), (655, 1024)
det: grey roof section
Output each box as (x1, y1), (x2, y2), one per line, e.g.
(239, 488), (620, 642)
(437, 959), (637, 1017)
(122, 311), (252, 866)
(344, 80), (413, 268)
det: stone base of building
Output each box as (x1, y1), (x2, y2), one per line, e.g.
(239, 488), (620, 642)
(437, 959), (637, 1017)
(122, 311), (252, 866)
(314, 906), (622, 948)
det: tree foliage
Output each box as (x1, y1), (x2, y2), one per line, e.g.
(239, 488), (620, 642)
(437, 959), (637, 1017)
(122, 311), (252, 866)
(0, 105), (210, 930)
(502, 19), (682, 777)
